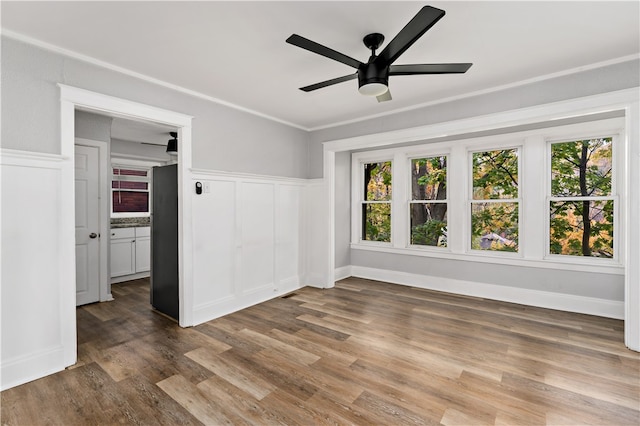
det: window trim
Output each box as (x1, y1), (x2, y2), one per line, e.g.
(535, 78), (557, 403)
(110, 158), (162, 218)
(352, 156), (394, 246)
(406, 153), (450, 250)
(467, 145), (522, 256)
(350, 117), (625, 275)
(545, 131), (621, 263)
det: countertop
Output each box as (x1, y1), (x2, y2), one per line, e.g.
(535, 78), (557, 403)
(110, 218), (150, 229)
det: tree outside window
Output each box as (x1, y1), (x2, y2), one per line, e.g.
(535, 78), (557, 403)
(470, 149), (519, 252)
(549, 138), (614, 258)
(410, 156), (447, 247)
(362, 161), (392, 242)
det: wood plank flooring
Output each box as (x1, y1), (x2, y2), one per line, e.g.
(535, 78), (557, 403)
(2, 277), (639, 425)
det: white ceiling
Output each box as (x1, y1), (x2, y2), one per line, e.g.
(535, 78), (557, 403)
(2, 1), (639, 131)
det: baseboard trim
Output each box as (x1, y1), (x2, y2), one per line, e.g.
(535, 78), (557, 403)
(348, 265), (624, 319)
(334, 265), (352, 282)
(192, 279), (304, 325)
(305, 272), (329, 289)
(1, 346), (65, 391)
(111, 272), (150, 284)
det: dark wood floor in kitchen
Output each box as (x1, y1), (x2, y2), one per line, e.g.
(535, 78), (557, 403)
(2, 277), (639, 425)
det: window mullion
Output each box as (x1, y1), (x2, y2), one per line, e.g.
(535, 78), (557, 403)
(521, 135), (546, 260)
(392, 152), (407, 248)
(448, 144), (466, 253)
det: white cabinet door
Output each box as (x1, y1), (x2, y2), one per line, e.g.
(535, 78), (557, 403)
(110, 228), (136, 277)
(135, 236), (151, 273)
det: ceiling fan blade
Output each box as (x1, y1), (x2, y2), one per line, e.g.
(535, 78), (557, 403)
(286, 34), (363, 69)
(375, 6), (446, 66)
(299, 73), (358, 92)
(376, 89), (392, 103)
(389, 63), (473, 75)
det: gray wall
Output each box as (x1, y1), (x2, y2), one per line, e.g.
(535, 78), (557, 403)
(350, 250), (623, 300)
(316, 60), (639, 302)
(75, 110), (112, 143)
(111, 138), (172, 163)
(308, 59), (640, 178)
(2, 37), (310, 179)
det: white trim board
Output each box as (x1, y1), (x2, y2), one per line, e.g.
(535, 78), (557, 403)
(347, 266), (624, 320)
(111, 272), (150, 285)
(191, 168), (309, 185)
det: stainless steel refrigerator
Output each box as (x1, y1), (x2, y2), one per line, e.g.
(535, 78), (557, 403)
(151, 164), (179, 320)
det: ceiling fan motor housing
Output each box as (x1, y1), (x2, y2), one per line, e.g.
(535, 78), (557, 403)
(358, 61), (389, 90)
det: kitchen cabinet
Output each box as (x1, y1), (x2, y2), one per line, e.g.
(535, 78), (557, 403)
(111, 226), (150, 280)
(134, 226), (151, 273)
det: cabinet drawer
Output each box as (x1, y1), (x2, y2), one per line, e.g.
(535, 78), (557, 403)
(111, 227), (135, 239)
(135, 226), (151, 238)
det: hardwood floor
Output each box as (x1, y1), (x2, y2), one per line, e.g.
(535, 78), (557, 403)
(2, 277), (639, 425)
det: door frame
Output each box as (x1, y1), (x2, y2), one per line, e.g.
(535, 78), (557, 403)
(60, 85), (194, 368)
(74, 138), (110, 303)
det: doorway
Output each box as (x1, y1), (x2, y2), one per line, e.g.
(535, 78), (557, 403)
(74, 139), (109, 305)
(61, 85), (194, 369)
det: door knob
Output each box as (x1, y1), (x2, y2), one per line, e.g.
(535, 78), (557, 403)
(89, 233), (98, 239)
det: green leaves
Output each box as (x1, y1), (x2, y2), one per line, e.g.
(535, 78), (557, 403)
(472, 149), (518, 200)
(551, 138), (612, 197)
(549, 138), (613, 257)
(365, 161), (392, 201)
(471, 149), (519, 251)
(363, 161), (392, 242)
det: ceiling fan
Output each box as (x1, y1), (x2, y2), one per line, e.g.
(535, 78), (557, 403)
(286, 5), (472, 102)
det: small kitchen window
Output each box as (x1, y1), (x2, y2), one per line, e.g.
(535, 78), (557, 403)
(111, 166), (151, 217)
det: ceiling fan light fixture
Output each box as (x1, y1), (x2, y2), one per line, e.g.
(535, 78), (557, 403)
(358, 82), (388, 97)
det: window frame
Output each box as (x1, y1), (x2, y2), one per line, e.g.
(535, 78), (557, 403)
(350, 117), (624, 275)
(352, 154), (394, 246)
(467, 144), (522, 257)
(110, 158), (162, 218)
(407, 153), (450, 250)
(545, 130), (620, 264)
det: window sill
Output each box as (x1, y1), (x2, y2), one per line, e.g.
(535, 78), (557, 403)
(350, 243), (624, 275)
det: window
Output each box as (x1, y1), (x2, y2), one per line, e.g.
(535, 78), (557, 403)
(361, 161), (392, 242)
(549, 137), (614, 258)
(409, 156), (447, 247)
(470, 149), (519, 252)
(350, 117), (623, 273)
(112, 166), (150, 216)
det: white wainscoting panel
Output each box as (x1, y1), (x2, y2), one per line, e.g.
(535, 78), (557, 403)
(192, 179), (237, 305)
(304, 179), (330, 288)
(240, 182), (275, 296)
(1, 150), (68, 390)
(190, 171), (307, 325)
(276, 184), (302, 293)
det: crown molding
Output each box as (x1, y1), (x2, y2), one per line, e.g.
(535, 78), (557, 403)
(3, 29), (637, 134)
(308, 53), (640, 131)
(2, 29), (308, 131)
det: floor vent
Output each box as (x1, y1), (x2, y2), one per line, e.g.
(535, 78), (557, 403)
(281, 293), (298, 299)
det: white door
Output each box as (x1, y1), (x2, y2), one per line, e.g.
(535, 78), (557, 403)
(75, 144), (101, 305)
